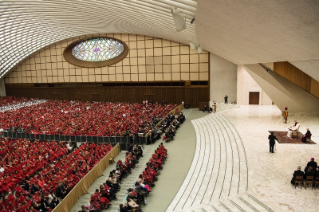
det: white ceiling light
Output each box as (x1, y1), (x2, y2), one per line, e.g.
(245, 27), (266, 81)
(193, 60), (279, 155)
(189, 41), (196, 50)
(171, 8), (186, 32)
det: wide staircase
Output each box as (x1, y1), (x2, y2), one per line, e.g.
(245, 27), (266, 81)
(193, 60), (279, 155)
(166, 114), (274, 212)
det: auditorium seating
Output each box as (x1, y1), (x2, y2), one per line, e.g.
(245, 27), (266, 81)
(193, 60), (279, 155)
(0, 140), (114, 211)
(0, 96), (29, 107)
(82, 144), (143, 211)
(0, 138), (69, 194)
(166, 114), (274, 211)
(28, 143), (113, 194)
(0, 100), (177, 137)
(118, 144), (167, 211)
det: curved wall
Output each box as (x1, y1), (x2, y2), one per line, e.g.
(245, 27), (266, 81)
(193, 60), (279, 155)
(4, 33), (209, 84)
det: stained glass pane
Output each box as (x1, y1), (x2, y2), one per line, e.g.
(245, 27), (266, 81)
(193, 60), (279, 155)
(72, 38), (125, 61)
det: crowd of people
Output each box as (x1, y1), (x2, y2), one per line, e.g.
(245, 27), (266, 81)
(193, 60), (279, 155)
(119, 143), (167, 212)
(146, 111), (185, 144)
(0, 97), (46, 113)
(0, 100), (177, 137)
(0, 138), (69, 195)
(162, 111), (185, 142)
(291, 158), (319, 187)
(80, 144), (144, 212)
(0, 139), (114, 211)
(0, 96), (29, 107)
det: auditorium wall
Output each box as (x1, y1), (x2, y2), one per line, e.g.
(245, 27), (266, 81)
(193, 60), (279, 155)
(4, 33), (209, 83)
(209, 53), (237, 103)
(6, 86), (208, 108)
(0, 79), (6, 96)
(237, 65), (272, 105)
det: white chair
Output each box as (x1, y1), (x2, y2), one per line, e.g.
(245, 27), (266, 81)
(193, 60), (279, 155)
(292, 124), (300, 138)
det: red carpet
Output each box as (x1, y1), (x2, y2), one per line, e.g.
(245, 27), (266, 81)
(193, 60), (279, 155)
(268, 131), (316, 144)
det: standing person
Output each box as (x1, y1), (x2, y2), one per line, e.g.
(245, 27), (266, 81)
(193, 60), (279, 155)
(224, 95), (228, 104)
(282, 107), (288, 123)
(268, 132), (277, 153)
(213, 103), (217, 113)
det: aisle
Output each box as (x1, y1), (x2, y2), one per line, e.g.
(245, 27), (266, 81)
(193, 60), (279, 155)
(143, 109), (206, 212)
(70, 109), (206, 212)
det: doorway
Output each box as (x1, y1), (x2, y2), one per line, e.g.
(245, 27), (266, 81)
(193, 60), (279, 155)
(249, 92), (260, 105)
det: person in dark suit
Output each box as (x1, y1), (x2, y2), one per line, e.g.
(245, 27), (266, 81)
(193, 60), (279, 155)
(224, 95), (228, 104)
(305, 158), (317, 171)
(291, 166), (304, 185)
(315, 167), (319, 179)
(202, 105), (207, 112)
(268, 132), (277, 153)
(304, 167), (315, 180)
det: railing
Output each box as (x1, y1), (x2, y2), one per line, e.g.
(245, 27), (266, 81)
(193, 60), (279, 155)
(52, 143), (120, 212)
(1, 131), (146, 150)
(1, 104), (184, 149)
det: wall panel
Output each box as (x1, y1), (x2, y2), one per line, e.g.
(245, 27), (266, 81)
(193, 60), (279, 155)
(6, 86), (208, 108)
(5, 33), (209, 84)
(274, 62), (319, 99)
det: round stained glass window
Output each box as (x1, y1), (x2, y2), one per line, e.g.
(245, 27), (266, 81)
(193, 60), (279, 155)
(72, 38), (125, 62)
(63, 37), (128, 68)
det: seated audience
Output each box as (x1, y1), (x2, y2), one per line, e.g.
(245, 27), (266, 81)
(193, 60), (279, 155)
(290, 166), (304, 185)
(305, 158), (317, 171)
(119, 203), (129, 212)
(202, 105), (207, 112)
(0, 100), (177, 137)
(301, 128), (312, 143)
(304, 167), (315, 180)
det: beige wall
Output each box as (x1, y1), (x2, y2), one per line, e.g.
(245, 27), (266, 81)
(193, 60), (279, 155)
(0, 79), (6, 96)
(237, 65), (272, 105)
(245, 64), (319, 114)
(210, 53), (237, 103)
(4, 34), (209, 84)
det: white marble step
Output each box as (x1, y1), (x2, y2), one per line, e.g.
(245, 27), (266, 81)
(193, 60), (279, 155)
(177, 120), (207, 209)
(190, 118), (215, 206)
(201, 116), (221, 205)
(229, 195), (263, 212)
(168, 113), (274, 212)
(217, 115), (241, 196)
(208, 115), (233, 201)
(238, 194), (268, 212)
(220, 198), (242, 212)
(165, 120), (203, 211)
(205, 201), (229, 212)
(247, 194), (276, 212)
(219, 115), (249, 195)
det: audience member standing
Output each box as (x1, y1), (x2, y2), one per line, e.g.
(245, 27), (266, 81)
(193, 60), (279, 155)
(268, 132), (277, 153)
(224, 95), (228, 104)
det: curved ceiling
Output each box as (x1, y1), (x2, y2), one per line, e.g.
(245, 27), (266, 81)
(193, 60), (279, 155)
(0, 0), (198, 78)
(196, 0), (319, 65)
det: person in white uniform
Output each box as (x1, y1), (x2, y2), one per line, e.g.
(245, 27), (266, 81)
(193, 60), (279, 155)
(287, 120), (300, 138)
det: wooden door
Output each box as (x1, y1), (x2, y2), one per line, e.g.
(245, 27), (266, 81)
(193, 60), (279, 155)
(249, 92), (260, 105)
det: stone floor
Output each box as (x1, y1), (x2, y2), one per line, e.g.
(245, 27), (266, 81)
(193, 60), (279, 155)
(71, 105), (319, 212)
(224, 105), (319, 212)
